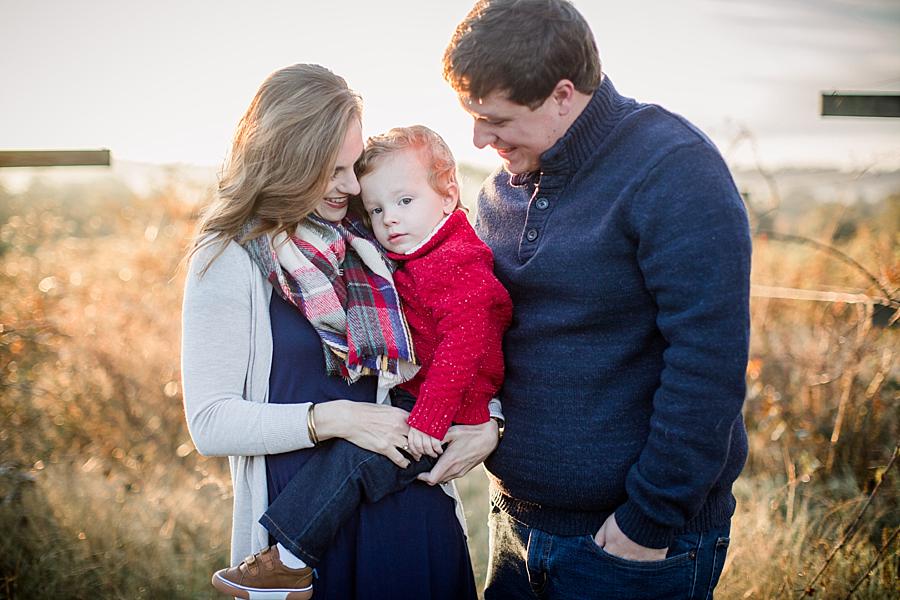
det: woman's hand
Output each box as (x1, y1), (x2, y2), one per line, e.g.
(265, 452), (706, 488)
(408, 426), (444, 460)
(417, 419), (499, 485)
(314, 400), (412, 468)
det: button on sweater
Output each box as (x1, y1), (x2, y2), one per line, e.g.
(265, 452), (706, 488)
(475, 77), (752, 549)
(386, 210), (513, 440)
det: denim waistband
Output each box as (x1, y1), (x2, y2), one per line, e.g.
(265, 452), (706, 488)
(490, 484), (736, 540)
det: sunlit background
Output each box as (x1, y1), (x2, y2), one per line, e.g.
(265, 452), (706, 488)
(2, 0), (899, 172)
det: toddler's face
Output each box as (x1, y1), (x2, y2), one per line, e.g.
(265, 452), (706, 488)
(359, 149), (457, 254)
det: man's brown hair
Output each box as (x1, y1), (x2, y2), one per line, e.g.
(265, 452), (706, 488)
(443, 0), (602, 108)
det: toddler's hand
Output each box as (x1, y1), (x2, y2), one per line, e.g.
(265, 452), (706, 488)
(407, 427), (444, 460)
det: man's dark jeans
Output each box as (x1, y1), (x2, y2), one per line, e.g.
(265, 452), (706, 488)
(485, 502), (731, 600)
(259, 390), (436, 566)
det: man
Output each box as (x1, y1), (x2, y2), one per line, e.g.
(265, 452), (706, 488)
(442, 1), (752, 598)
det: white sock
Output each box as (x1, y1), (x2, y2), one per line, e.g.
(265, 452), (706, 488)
(276, 542), (307, 569)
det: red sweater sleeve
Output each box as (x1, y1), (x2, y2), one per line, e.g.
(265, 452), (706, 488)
(405, 240), (511, 439)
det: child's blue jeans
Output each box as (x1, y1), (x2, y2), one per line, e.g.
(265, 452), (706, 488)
(259, 389), (437, 566)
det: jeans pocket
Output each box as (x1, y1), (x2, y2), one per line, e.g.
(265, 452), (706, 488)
(578, 535), (697, 599)
(702, 536), (730, 600)
(582, 535), (696, 569)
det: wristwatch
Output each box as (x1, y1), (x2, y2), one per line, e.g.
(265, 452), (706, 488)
(491, 416), (505, 441)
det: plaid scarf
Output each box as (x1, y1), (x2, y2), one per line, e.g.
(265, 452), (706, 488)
(240, 214), (417, 385)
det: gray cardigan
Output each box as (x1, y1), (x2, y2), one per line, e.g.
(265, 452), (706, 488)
(181, 239), (466, 566)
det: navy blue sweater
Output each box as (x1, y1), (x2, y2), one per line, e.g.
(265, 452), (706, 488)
(476, 77), (751, 549)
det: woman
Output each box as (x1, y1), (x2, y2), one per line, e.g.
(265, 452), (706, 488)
(181, 64), (499, 599)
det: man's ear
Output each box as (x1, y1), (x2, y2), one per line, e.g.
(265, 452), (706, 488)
(551, 79), (577, 116)
(442, 180), (460, 215)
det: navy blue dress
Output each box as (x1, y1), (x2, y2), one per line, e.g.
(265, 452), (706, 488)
(265, 291), (477, 600)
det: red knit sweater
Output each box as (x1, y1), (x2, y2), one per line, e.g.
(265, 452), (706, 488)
(386, 210), (512, 439)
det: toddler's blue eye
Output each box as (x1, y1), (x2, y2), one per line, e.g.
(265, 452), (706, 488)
(370, 207), (382, 215)
(400, 197), (412, 205)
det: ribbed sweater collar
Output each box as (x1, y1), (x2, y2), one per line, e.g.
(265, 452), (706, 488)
(385, 209), (467, 262)
(510, 75), (635, 187)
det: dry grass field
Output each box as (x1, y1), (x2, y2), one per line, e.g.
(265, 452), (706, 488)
(0, 168), (897, 599)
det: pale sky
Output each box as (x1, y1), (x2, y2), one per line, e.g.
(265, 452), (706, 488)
(2, 0), (899, 172)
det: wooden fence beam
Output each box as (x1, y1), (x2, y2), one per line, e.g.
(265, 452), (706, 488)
(821, 93), (900, 118)
(0, 149), (111, 168)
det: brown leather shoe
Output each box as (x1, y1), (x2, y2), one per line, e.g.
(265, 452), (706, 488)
(211, 545), (313, 599)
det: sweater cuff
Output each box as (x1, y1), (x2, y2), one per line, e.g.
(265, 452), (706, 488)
(614, 501), (674, 550)
(260, 402), (314, 454)
(488, 397), (504, 420)
(407, 402), (454, 440)
(453, 402), (490, 426)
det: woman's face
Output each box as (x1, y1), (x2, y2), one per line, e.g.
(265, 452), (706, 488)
(314, 119), (364, 223)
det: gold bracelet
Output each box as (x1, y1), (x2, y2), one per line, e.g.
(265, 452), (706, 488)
(307, 404), (320, 446)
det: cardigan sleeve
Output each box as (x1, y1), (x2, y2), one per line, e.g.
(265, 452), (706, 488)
(406, 242), (511, 439)
(181, 240), (315, 457)
(613, 142), (752, 548)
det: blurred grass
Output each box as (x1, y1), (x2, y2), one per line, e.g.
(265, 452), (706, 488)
(0, 171), (898, 599)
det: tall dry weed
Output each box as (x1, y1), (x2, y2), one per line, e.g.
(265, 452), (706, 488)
(1, 178), (229, 598)
(0, 173), (897, 599)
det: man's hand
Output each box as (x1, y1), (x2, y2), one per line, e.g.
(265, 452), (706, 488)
(594, 513), (667, 561)
(417, 420), (499, 485)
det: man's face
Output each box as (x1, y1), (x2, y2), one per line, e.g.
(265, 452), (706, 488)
(459, 90), (566, 174)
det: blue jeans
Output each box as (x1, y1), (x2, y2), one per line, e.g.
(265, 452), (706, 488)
(485, 504), (731, 600)
(260, 390), (437, 566)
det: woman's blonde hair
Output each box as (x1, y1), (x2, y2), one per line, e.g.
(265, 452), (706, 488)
(186, 63), (362, 273)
